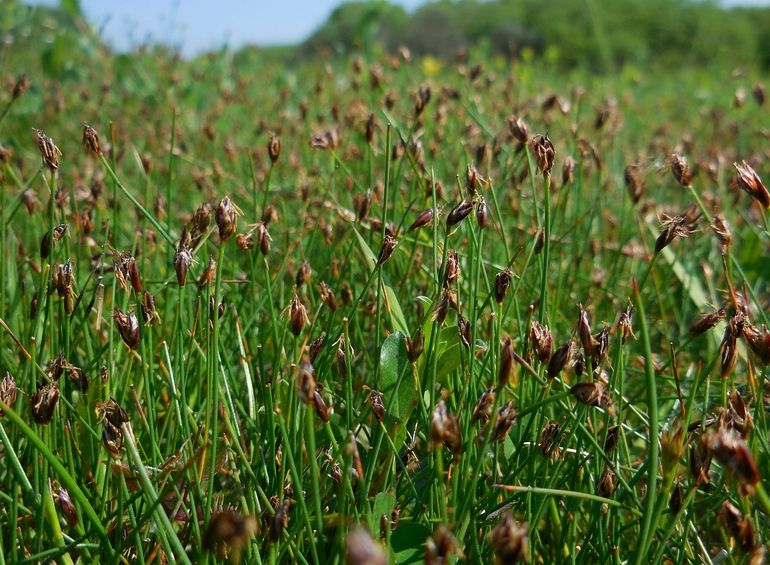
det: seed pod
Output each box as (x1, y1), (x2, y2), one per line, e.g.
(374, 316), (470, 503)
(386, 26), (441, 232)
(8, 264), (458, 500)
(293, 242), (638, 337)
(669, 481), (684, 515)
(718, 501), (755, 553)
(534, 228), (545, 255)
(689, 436), (712, 486)
(414, 84), (431, 116)
(732, 161), (770, 208)
(457, 316), (472, 348)
(215, 196), (239, 241)
(268, 499), (290, 543)
(539, 420), (562, 459)
(0, 373), (18, 416)
(446, 200), (475, 227)
(101, 420), (123, 457)
(354, 190), (372, 222)
(34, 129), (62, 171)
(562, 156), (575, 186)
(296, 260), (312, 287)
(287, 294), (309, 337)
(30, 380), (59, 425)
(377, 235), (398, 265)
(365, 113), (377, 145)
(529, 321), (552, 364)
(491, 402), (517, 442)
(742, 322), (770, 366)
(722, 389), (754, 439)
(368, 390), (385, 423)
(346, 527), (388, 565)
(174, 245), (193, 286)
(113, 309), (140, 350)
(430, 400), (462, 456)
(547, 340), (573, 379)
(308, 335), (325, 364)
(530, 134), (555, 177)
(489, 512), (529, 564)
(408, 208), (434, 231)
(81, 123), (101, 156)
(499, 337), (514, 388)
(471, 387), (495, 425)
(507, 116), (529, 145)
(591, 327), (610, 368)
(711, 214), (732, 254)
(141, 291), (160, 326)
(604, 425), (620, 455)
(597, 466), (618, 497)
(494, 268), (512, 304)
(95, 398), (129, 428)
(577, 305), (593, 355)
(466, 164), (479, 196)
(235, 233), (254, 250)
(312, 382), (329, 423)
(476, 198), (489, 229)
(720, 313), (744, 379)
(670, 153), (694, 187)
(255, 222), (272, 255)
(570, 381), (610, 408)
(655, 214), (692, 253)
(66, 364), (89, 393)
(267, 133), (281, 163)
(425, 525), (459, 565)
(443, 250), (460, 288)
(317, 281), (337, 311)
(406, 328), (424, 363)
(12, 74), (29, 100)
(624, 163), (645, 203)
(197, 255), (217, 289)
(703, 427), (759, 494)
(690, 307), (726, 336)
(617, 302), (636, 343)
(203, 510), (257, 559)
(433, 289), (454, 325)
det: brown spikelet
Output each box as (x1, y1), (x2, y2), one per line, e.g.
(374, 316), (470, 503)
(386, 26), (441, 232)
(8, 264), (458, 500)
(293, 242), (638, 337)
(346, 527), (388, 565)
(30, 380), (59, 425)
(0, 373), (18, 416)
(494, 268), (512, 304)
(34, 129), (62, 171)
(113, 309), (140, 350)
(720, 313), (744, 379)
(530, 134), (555, 177)
(703, 427), (759, 494)
(732, 161), (770, 208)
(408, 208), (434, 231)
(446, 200), (475, 227)
(669, 153), (694, 187)
(82, 123), (101, 156)
(547, 340), (573, 379)
(489, 512), (529, 564)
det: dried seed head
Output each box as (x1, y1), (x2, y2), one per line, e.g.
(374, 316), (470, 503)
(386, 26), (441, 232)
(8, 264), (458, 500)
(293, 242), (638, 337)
(539, 420), (562, 459)
(21, 188), (41, 215)
(30, 380), (59, 425)
(81, 123), (101, 156)
(476, 198), (489, 229)
(268, 499), (290, 543)
(414, 84), (431, 116)
(597, 466), (618, 498)
(570, 381), (611, 409)
(669, 153), (694, 187)
(197, 255), (217, 289)
(472, 387), (495, 425)
(720, 313), (744, 379)
(466, 164), (479, 196)
(732, 161), (770, 208)
(425, 525), (461, 565)
(443, 250), (460, 288)
(203, 510), (257, 559)
(722, 389), (754, 439)
(173, 244), (193, 286)
(655, 213), (694, 253)
(40, 224), (67, 260)
(408, 208), (434, 231)
(267, 133), (281, 163)
(368, 389), (385, 423)
(317, 281), (337, 312)
(446, 200), (475, 227)
(711, 214), (732, 254)
(0, 373), (18, 416)
(295, 260), (312, 287)
(95, 398), (129, 428)
(53, 483), (78, 526)
(346, 527), (388, 565)
(689, 436), (713, 486)
(577, 305), (593, 356)
(507, 116), (529, 145)
(499, 337), (514, 388)
(365, 113), (377, 145)
(489, 512), (529, 564)
(12, 74), (29, 99)
(529, 321), (552, 364)
(406, 328), (424, 363)
(308, 334), (325, 364)
(253, 222), (272, 255)
(287, 294), (309, 337)
(562, 156), (575, 186)
(377, 235), (398, 265)
(433, 289), (454, 325)
(718, 501), (755, 553)
(703, 427), (759, 494)
(494, 268), (512, 304)
(215, 196), (240, 241)
(113, 309), (140, 350)
(690, 307), (726, 336)
(742, 323), (770, 366)
(547, 340), (574, 379)
(354, 190), (372, 221)
(530, 134), (555, 177)
(141, 291), (160, 326)
(457, 315), (472, 348)
(491, 402), (517, 442)
(430, 400), (461, 456)
(624, 162), (645, 203)
(617, 302), (636, 343)
(34, 129), (62, 171)
(591, 327), (610, 368)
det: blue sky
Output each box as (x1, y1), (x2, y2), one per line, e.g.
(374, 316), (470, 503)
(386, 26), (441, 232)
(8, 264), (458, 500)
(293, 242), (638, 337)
(27, 0), (770, 57)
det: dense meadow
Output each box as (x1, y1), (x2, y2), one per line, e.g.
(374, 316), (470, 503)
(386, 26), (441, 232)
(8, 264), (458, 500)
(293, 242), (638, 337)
(1, 25), (770, 565)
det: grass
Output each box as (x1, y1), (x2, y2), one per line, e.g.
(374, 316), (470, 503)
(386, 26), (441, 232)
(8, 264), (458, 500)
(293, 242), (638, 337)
(0, 24), (769, 564)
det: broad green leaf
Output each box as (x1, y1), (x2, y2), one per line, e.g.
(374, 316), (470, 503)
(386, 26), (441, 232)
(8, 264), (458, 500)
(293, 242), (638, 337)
(380, 332), (416, 449)
(391, 523), (432, 564)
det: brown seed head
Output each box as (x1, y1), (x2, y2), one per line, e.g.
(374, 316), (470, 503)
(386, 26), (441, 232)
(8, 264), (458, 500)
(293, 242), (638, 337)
(267, 133), (281, 163)
(476, 198), (489, 229)
(53, 483), (78, 526)
(377, 235), (398, 265)
(742, 322), (770, 366)
(539, 420), (562, 459)
(720, 313), (744, 379)
(530, 134), (555, 177)
(82, 123), (101, 156)
(718, 501), (755, 553)
(529, 321), (552, 364)
(489, 512), (529, 564)
(12, 74), (29, 99)
(562, 156), (575, 186)
(430, 400), (462, 456)
(547, 340), (574, 379)
(317, 281), (337, 311)
(617, 302), (636, 343)
(507, 116), (529, 145)
(174, 245), (193, 286)
(141, 291), (161, 326)
(703, 427), (759, 494)
(491, 402), (517, 442)
(570, 381), (610, 409)
(346, 527), (388, 565)
(34, 129), (62, 171)
(0, 373), (18, 416)
(408, 208), (434, 231)
(406, 328), (424, 363)
(494, 268), (512, 304)
(577, 305), (593, 355)
(690, 307), (726, 336)
(203, 510), (257, 558)
(216, 196), (240, 241)
(732, 161), (770, 208)
(655, 213), (695, 253)
(30, 380), (59, 425)
(499, 337), (514, 388)
(624, 162), (645, 203)
(446, 200), (475, 227)
(368, 389), (385, 423)
(471, 387), (495, 425)
(287, 294), (309, 337)
(597, 465), (618, 498)
(670, 153), (694, 187)
(113, 309), (140, 350)
(711, 214), (732, 254)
